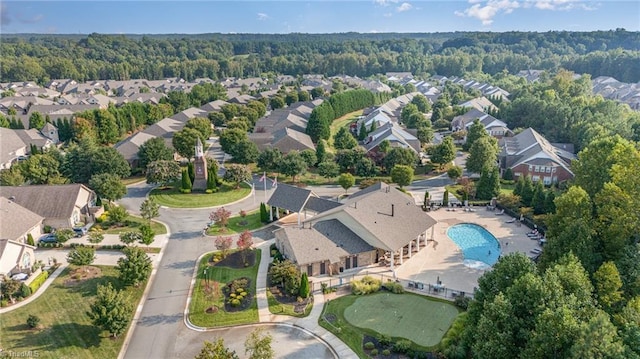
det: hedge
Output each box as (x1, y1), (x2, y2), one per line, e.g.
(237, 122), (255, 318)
(28, 270), (49, 293)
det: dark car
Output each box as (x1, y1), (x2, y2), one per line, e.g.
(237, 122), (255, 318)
(73, 227), (87, 237)
(39, 234), (58, 244)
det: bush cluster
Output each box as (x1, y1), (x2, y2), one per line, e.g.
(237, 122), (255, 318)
(28, 270), (49, 293)
(382, 281), (404, 294)
(351, 276), (382, 295)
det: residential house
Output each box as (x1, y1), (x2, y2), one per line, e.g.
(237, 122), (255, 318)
(0, 196), (44, 244)
(458, 96), (498, 113)
(362, 122), (421, 154)
(451, 108), (512, 139)
(0, 127), (54, 169)
(0, 239), (37, 279)
(499, 128), (575, 184)
(274, 182), (437, 276)
(0, 184), (99, 229)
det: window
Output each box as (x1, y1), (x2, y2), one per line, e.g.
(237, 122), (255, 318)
(546, 167), (552, 173)
(532, 175), (540, 182)
(307, 265), (313, 276)
(528, 165), (533, 172)
(514, 172), (522, 178)
(534, 166), (540, 172)
(543, 176), (552, 185)
(320, 262), (326, 275)
(352, 256), (358, 268)
(345, 257), (351, 270)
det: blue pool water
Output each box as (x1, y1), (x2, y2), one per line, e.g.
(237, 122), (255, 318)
(447, 223), (501, 269)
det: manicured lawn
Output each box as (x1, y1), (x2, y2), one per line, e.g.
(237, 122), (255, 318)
(266, 290), (313, 317)
(100, 215), (167, 235)
(0, 266), (146, 359)
(150, 182), (251, 208)
(206, 210), (264, 236)
(120, 176), (146, 186)
(188, 250), (261, 327)
(320, 292), (459, 356)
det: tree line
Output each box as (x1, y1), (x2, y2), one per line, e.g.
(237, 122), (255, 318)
(2, 30), (638, 84)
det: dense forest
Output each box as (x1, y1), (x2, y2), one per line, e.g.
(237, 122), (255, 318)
(2, 30), (639, 84)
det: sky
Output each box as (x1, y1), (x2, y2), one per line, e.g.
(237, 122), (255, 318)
(0, 1), (638, 34)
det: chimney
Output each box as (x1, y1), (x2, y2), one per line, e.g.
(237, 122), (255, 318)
(391, 204), (394, 217)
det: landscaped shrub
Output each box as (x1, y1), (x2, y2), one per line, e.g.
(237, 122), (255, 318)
(370, 349), (378, 356)
(382, 349), (391, 356)
(351, 276), (382, 295)
(377, 334), (392, 347)
(231, 298), (241, 307)
(28, 270), (49, 293)
(19, 283), (32, 298)
(393, 340), (411, 353)
(364, 342), (375, 350)
(0, 300), (8, 307)
(26, 314), (40, 328)
(454, 295), (471, 310)
(382, 281), (404, 294)
(26, 233), (35, 246)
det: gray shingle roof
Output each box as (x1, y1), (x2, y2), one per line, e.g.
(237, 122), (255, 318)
(267, 184), (314, 213)
(0, 184), (93, 221)
(305, 197), (342, 213)
(276, 219), (374, 265)
(0, 196), (44, 241)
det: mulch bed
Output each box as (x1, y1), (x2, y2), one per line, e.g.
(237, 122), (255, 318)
(268, 285), (312, 313)
(223, 277), (253, 312)
(362, 335), (437, 359)
(64, 266), (101, 287)
(212, 250), (256, 269)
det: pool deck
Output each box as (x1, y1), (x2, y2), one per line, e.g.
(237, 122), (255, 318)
(395, 207), (543, 294)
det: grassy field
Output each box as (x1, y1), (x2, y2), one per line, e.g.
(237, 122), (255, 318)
(343, 292), (458, 347)
(188, 250), (261, 328)
(101, 215), (167, 235)
(266, 290), (313, 318)
(206, 210), (264, 236)
(150, 182), (251, 208)
(320, 292), (459, 356)
(0, 266), (146, 359)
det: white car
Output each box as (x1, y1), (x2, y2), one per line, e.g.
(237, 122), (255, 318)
(11, 273), (28, 281)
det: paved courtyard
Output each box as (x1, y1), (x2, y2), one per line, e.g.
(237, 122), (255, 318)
(395, 207), (543, 294)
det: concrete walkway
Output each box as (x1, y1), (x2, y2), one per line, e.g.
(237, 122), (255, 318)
(0, 264), (68, 314)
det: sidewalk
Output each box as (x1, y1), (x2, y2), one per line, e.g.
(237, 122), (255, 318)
(0, 264), (68, 314)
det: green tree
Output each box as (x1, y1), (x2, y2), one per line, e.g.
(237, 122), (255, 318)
(88, 230), (104, 244)
(119, 231), (142, 246)
(466, 136), (498, 174)
(108, 205), (129, 225)
(185, 117), (212, 140)
(417, 124), (434, 145)
(66, 246), (96, 267)
(140, 198), (160, 224)
(338, 173), (355, 193)
(223, 164), (251, 188)
(358, 122), (368, 141)
(279, 151), (307, 182)
(29, 112), (45, 130)
(231, 140), (259, 164)
(520, 175), (535, 207)
(383, 147), (418, 171)
(333, 127), (358, 150)
(593, 261), (623, 313)
(89, 173), (126, 203)
(270, 96), (285, 110)
(188, 162), (195, 184)
(208, 111), (227, 127)
(94, 109), (120, 145)
(117, 246), (152, 287)
(317, 161), (340, 180)
(315, 139), (327, 165)
(19, 152), (65, 185)
(411, 94), (431, 113)
(146, 160), (181, 187)
(443, 189), (449, 206)
(87, 283), (133, 338)
(137, 137), (173, 171)
(181, 169), (192, 192)
(430, 137), (456, 169)
(299, 149), (317, 168)
(0, 167), (25, 186)
(531, 181), (546, 214)
(543, 191), (556, 214)
(447, 166), (463, 181)
(259, 202), (268, 223)
(390, 165), (413, 188)
(245, 327), (274, 359)
(219, 128), (248, 155)
(139, 223), (155, 246)
(299, 272), (310, 299)
(172, 127), (202, 160)
(463, 119), (487, 151)
(503, 168), (514, 181)
(195, 339), (239, 359)
(257, 148), (283, 173)
(55, 228), (75, 244)
(90, 147), (131, 179)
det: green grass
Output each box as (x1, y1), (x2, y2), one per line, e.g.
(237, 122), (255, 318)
(120, 176), (146, 186)
(149, 182), (251, 208)
(188, 250), (261, 328)
(266, 290), (313, 317)
(0, 266), (146, 359)
(100, 215), (167, 235)
(320, 292), (459, 357)
(206, 210), (264, 236)
(328, 110), (363, 150)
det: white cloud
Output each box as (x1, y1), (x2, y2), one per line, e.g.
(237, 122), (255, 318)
(455, 0), (594, 25)
(396, 2), (413, 12)
(374, 0), (399, 6)
(257, 13), (268, 21)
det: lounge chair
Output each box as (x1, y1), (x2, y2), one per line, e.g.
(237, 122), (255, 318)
(506, 218), (516, 223)
(495, 209), (505, 215)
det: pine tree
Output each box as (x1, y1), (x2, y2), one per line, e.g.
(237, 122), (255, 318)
(187, 162), (195, 184)
(206, 169), (217, 192)
(544, 191), (556, 214)
(260, 202), (268, 223)
(514, 175), (524, 197)
(358, 122), (368, 141)
(490, 166), (501, 199)
(315, 139), (327, 165)
(521, 176), (535, 206)
(299, 272), (310, 298)
(503, 168), (514, 181)
(443, 189), (449, 206)
(181, 169), (192, 193)
(531, 181), (546, 214)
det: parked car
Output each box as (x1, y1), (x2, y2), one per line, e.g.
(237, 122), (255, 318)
(73, 227), (87, 237)
(39, 234), (58, 244)
(11, 273), (28, 281)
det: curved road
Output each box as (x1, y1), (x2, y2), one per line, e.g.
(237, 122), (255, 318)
(119, 169), (454, 358)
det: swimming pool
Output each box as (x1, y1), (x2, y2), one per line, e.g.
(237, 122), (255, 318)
(447, 223), (501, 269)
